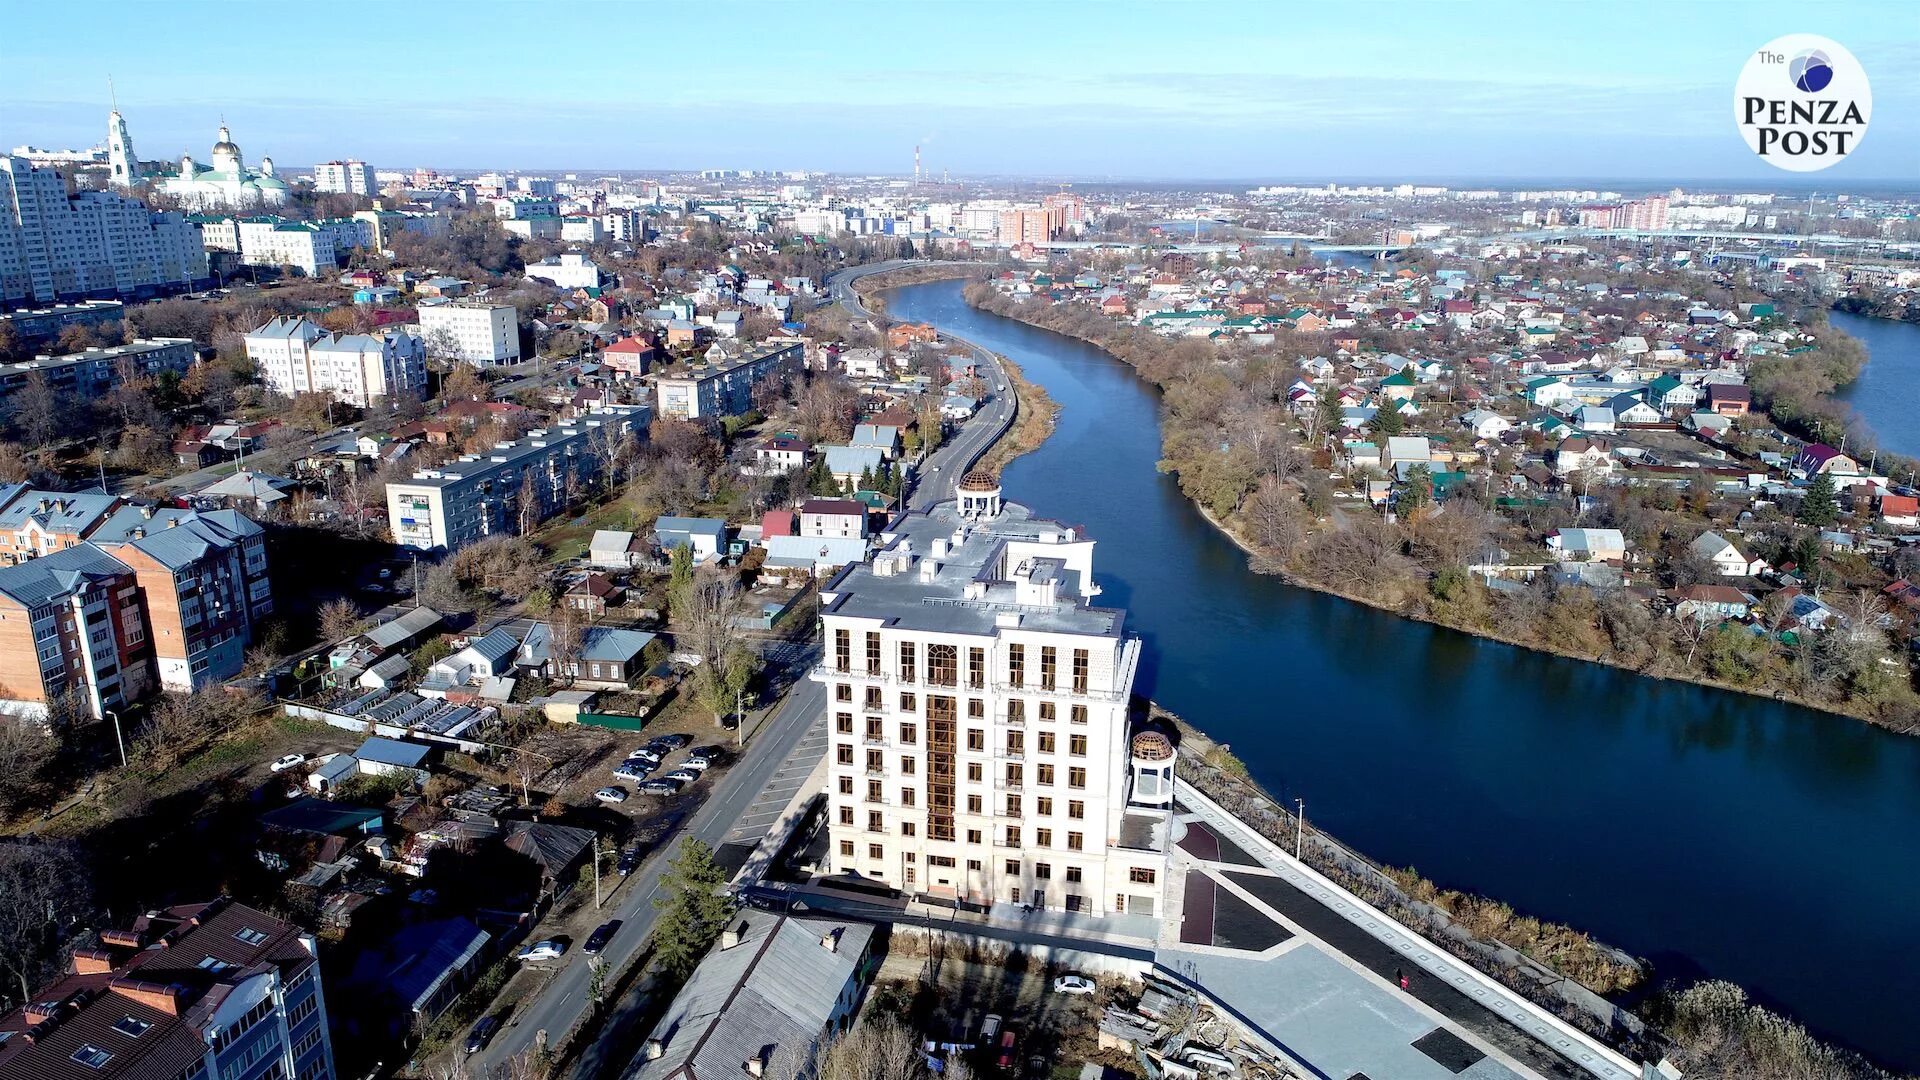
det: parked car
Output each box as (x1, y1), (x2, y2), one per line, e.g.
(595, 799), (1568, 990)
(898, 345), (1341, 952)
(612, 761), (652, 782)
(464, 1016), (500, 1055)
(268, 753), (307, 773)
(1051, 975), (1096, 996)
(648, 733), (691, 750)
(583, 919), (622, 955)
(679, 757), (712, 772)
(627, 748), (663, 764)
(996, 1030), (1017, 1070)
(617, 846), (642, 876)
(593, 787), (628, 804)
(687, 745), (725, 762)
(637, 778), (683, 796)
(516, 940), (566, 961)
(662, 769), (699, 785)
(979, 1014), (1003, 1042)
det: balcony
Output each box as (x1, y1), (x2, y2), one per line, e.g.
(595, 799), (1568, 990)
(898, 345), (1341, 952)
(863, 735), (888, 747)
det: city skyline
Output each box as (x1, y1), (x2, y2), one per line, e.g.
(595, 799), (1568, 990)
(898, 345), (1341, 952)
(4, 0), (1918, 183)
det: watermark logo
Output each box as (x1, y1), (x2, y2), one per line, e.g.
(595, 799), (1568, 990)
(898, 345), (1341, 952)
(1735, 34), (1870, 172)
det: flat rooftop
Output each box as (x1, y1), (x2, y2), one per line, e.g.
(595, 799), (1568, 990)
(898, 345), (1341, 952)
(822, 500), (1125, 639)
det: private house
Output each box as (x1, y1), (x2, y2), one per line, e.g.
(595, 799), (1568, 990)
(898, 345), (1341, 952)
(1546, 527), (1627, 563)
(1704, 383), (1751, 416)
(1577, 405), (1616, 433)
(625, 911), (875, 1080)
(1525, 377), (1574, 407)
(799, 499), (868, 539)
(1553, 437), (1613, 477)
(760, 534), (869, 577)
(1606, 393), (1663, 425)
(753, 434), (810, 474)
(1879, 492), (1919, 528)
(849, 424), (902, 459)
(821, 445), (885, 489)
(343, 917), (489, 1030)
(1645, 374), (1698, 411)
(590, 529), (642, 570)
(1794, 443), (1861, 480)
(421, 627), (519, 695)
(564, 572), (622, 618)
(561, 626), (655, 689)
(1690, 531), (1768, 577)
(1382, 437), (1432, 468)
(603, 336), (658, 378)
(1672, 584), (1756, 624)
(1459, 408), (1511, 440)
(654, 516), (727, 562)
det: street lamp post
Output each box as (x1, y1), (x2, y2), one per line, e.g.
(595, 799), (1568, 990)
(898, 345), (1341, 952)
(104, 708), (127, 768)
(1294, 798), (1305, 862)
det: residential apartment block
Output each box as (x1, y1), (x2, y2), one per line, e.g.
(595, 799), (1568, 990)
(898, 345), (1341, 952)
(649, 341), (802, 421)
(313, 159), (374, 198)
(89, 506), (273, 693)
(0, 155), (207, 306)
(244, 317), (426, 407)
(0, 543), (150, 720)
(416, 302), (521, 366)
(814, 473), (1170, 918)
(387, 405), (648, 551)
(0, 487), (121, 566)
(0, 898), (336, 1080)
(0, 338), (196, 405)
(0, 300), (125, 348)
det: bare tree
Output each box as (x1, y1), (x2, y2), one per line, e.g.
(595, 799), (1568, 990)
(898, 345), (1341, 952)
(0, 841), (93, 1007)
(818, 1016), (972, 1080)
(317, 598), (362, 643)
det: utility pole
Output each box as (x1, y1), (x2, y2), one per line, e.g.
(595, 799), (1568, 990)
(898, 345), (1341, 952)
(1294, 798), (1305, 861)
(593, 837), (603, 908)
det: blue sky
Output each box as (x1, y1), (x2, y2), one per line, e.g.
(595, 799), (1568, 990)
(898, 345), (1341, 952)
(4, 1), (1916, 184)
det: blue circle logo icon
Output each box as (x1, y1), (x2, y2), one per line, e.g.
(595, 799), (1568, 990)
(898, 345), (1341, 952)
(1790, 50), (1833, 92)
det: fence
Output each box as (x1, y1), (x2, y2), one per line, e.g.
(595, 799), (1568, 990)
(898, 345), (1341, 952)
(575, 711), (650, 732)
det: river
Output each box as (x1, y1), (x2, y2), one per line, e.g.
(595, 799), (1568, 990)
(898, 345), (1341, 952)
(883, 278), (1920, 1072)
(1835, 308), (1920, 461)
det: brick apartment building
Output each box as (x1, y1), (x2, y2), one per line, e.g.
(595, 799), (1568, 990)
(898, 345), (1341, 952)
(0, 898), (336, 1080)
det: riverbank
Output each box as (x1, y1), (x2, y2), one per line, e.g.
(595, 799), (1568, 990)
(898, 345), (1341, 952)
(960, 285), (1920, 736)
(849, 261), (983, 316)
(880, 275), (1920, 1076)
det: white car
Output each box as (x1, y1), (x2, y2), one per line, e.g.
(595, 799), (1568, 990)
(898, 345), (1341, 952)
(268, 754), (307, 773)
(662, 769), (699, 785)
(1051, 975), (1096, 996)
(593, 787), (628, 804)
(679, 757), (712, 772)
(517, 940), (566, 961)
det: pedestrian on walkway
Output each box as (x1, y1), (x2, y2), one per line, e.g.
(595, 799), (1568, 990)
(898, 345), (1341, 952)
(1398, 969), (1410, 991)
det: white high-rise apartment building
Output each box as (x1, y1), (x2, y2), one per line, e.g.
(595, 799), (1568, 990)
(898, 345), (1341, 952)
(814, 474), (1171, 919)
(244, 316), (426, 407)
(236, 219), (336, 276)
(313, 160), (374, 198)
(0, 156), (206, 305)
(417, 302), (521, 366)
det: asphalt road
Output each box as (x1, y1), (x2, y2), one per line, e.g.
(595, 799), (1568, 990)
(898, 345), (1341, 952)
(472, 265), (1012, 1078)
(471, 640), (826, 1076)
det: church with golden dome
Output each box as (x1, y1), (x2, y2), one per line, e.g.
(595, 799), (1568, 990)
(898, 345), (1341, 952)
(153, 120), (289, 211)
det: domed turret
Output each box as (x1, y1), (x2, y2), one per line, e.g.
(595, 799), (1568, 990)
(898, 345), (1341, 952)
(210, 124), (242, 174)
(956, 470), (1002, 519)
(1128, 728), (1177, 810)
(259, 156), (275, 178)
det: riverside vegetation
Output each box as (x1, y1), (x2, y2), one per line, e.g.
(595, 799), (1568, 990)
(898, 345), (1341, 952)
(962, 275), (1920, 734)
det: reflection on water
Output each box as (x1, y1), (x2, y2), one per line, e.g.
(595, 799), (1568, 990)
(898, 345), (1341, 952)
(886, 278), (1920, 1071)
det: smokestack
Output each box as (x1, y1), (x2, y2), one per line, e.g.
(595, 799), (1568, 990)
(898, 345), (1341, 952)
(914, 145), (921, 184)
